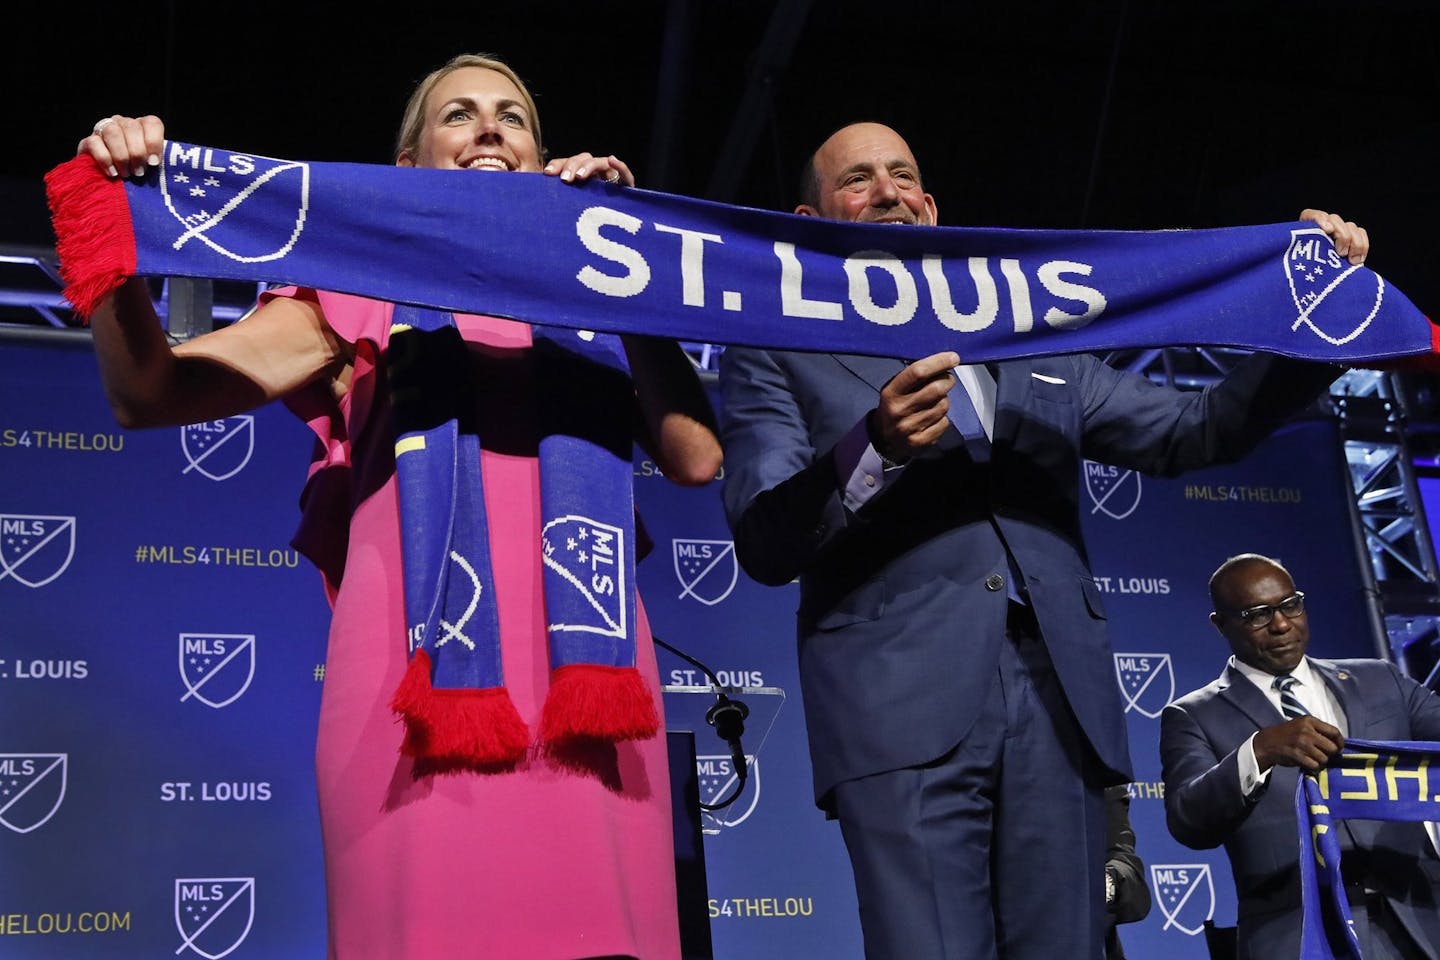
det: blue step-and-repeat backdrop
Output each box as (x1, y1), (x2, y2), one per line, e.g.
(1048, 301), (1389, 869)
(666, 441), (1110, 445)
(0, 335), (1378, 959)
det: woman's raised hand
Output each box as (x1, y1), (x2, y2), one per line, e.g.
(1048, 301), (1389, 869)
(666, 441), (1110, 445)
(79, 115), (166, 180)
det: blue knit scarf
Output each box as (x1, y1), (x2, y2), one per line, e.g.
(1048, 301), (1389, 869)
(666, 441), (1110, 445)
(379, 306), (655, 767)
(44, 139), (1435, 367)
(1296, 739), (1440, 959)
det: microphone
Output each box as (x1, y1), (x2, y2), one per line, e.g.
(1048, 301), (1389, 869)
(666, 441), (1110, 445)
(653, 634), (752, 811)
(706, 693), (750, 776)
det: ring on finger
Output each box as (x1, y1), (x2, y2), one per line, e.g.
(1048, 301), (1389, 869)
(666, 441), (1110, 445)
(604, 170), (621, 184)
(92, 117), (117, 136)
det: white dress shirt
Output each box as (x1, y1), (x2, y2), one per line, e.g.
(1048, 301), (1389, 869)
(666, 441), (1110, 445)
(1233, 655), (1344, 797)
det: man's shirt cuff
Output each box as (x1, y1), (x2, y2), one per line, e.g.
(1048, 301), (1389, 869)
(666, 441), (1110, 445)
(835, 417), (902, 511)
(1238, 733), (1270, 797)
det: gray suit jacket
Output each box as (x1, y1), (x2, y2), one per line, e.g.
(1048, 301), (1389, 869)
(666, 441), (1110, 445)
(718, 346), (1337, 809)
(1161, 657), (1440, 959)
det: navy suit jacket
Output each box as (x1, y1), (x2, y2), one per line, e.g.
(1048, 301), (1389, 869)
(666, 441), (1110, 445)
(718, 347), (1337, 809)
(1161, 657), (1440, 959)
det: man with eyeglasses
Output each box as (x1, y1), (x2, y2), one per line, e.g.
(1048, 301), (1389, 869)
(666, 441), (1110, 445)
(1161, 552), (1440, 959)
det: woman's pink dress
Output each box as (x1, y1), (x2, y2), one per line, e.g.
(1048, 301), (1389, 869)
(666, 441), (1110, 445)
(272, 288), (681, 960)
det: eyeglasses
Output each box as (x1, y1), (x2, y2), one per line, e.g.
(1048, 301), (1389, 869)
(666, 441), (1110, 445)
(1231, 591), (1306, 628)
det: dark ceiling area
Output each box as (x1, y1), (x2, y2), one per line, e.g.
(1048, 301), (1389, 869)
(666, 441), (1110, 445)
(5, 0), (1438, 314)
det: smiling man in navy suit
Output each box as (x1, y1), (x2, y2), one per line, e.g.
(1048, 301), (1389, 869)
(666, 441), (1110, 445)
(1162, 552), (1440, 959)
(717, 122), (1369, 960)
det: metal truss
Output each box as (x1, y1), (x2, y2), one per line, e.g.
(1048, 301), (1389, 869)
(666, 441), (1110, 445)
(0, 245), (726, 373)
(0, 248), (729, 392)
(0, 245), (265, 338)
(1108, 346), (1440, 686)
(1331, 369), (1440, 686)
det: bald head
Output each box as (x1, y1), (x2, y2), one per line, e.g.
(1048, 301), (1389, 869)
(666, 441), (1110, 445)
(1209, 553), (1291, 610)
(796, 122), (937, 226)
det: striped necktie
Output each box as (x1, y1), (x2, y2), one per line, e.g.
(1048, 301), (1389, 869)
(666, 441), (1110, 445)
(1275, 673), (1368, 849)
(1273, 674), (1309, 719)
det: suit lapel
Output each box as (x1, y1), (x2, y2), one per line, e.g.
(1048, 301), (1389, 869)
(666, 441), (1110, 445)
(831, 354), (972, 456)
(1312, 659), (1363, 737)
(832, 354), (906, 394)
(991, 359), (1032, 448)
(1307, 659), (1369, 848)
(1216, 663), (1283, 731)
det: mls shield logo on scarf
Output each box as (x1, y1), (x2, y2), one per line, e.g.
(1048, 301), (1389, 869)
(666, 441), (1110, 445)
(0, 753), (67, 834)
(0, 514), (76, 588)
(1113, 652), (1175, 719)
(178, 633), (256, 709)
(161, 143), (309, 263)
(181, 416), (255, 481)
(673, 538), (739, 606)
(542, 515), (627, 638)
(432, 551), (484, 654)
(1285, 227), (1385, 347)
(174, 877), (255, 959)
(1151, 863), (1216, 936)
(1084, 461), (1142, 520)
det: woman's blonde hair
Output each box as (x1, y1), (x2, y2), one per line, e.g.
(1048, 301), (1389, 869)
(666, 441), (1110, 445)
(394, 53), (544, 163)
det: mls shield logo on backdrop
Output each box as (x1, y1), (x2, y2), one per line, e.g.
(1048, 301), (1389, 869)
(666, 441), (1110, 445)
(1083, 461), (1142, 520)
(1114, 653), (1175, 719)
(697, 753), (761, 834)
(162, 142), (309, 263)
(179, 633), (256, 709)
(541, 515), (627, 638)
(1285, 227), (1384, 347)
(1152, 863), (1215, 936)
(181, 416), (255, 481)
(673, 539), (739, 605)
(0, 514), (76, 588)
(0, 753), (67, 834)
(175, 877), (255, 959)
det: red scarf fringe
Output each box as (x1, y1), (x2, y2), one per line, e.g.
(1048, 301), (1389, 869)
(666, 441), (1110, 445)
(540, 663), (660, 744)
(390, 655), (660, 769)
(43, 156), (137, 320)
(390, 650), (530, 767)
